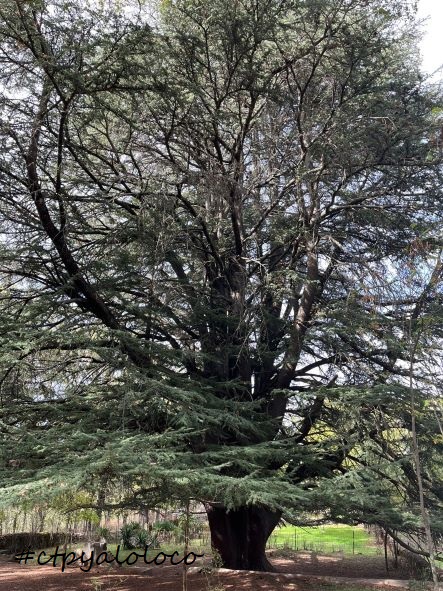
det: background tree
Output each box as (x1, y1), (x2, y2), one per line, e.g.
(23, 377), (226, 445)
(0, 0), (442, 571)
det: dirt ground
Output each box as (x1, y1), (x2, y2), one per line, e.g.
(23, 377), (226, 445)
(0, 551), (420, 591)
(269, 551), (411, 579)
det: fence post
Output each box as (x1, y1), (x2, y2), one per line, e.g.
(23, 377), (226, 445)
(352, 528), (355, 555)
(183, 500), (190, 591)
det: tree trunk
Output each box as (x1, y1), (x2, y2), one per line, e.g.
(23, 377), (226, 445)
(206, 505), (281, 571)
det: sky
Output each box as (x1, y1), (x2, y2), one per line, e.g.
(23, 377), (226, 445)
(417, 0), (443, 77)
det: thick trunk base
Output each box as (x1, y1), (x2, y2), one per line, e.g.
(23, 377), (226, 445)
(206, 505), (281, 571)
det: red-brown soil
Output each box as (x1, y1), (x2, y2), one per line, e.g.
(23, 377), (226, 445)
(0, 551), (422, 591)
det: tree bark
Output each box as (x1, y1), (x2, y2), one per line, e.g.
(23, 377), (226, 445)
(206, 505), (281, 571)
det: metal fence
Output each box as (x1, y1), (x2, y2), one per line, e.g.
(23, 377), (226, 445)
(145, 527), (381, 557)
(266, 528), (381, 556)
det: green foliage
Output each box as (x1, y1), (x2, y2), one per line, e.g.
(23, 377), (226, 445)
(96, 526), (111, 540)
(152, 520), (177, 533)
(120, 522), (153, 549)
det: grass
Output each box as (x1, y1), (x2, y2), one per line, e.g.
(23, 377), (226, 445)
(268, 524), (380, 556)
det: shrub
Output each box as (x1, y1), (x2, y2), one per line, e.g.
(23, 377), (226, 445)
(120, 522), (141, 549)
(120, 522), (155, 549)
(152, 520), (176, 533)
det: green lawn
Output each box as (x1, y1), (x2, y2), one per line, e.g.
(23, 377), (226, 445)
(268, 524), (380, 556)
